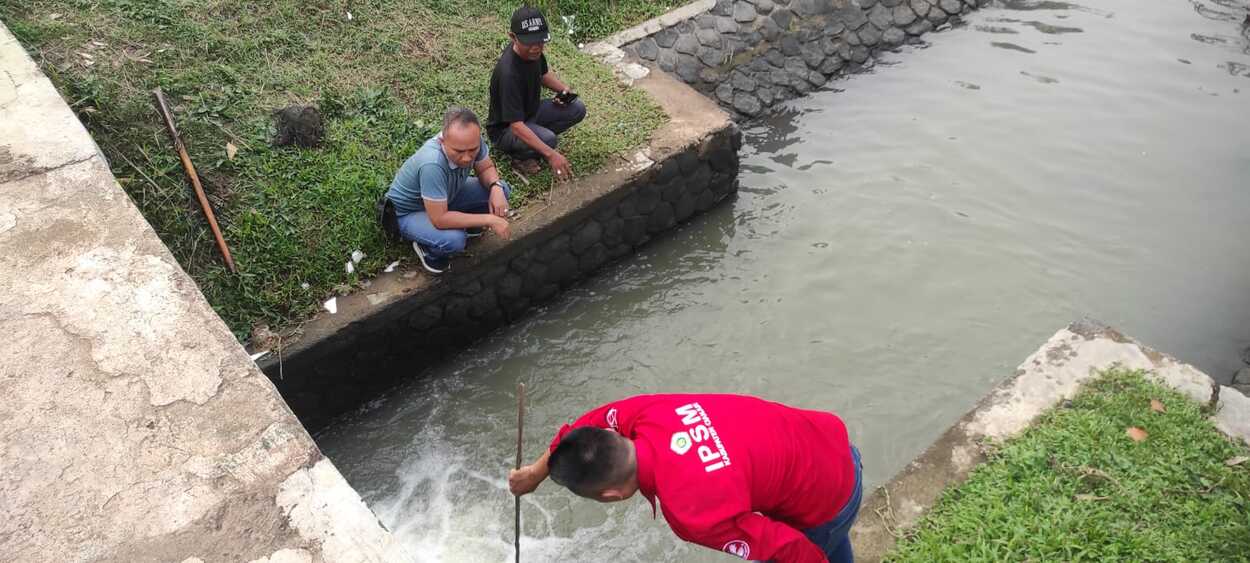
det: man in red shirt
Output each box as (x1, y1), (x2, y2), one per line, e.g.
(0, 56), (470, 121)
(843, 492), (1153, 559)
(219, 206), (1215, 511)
(508, 394), (864, 562)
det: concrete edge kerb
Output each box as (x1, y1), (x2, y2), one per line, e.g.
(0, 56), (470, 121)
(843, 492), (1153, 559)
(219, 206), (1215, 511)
(1214, 385), (1250, 442)
(598, 0), (716, 47)
(851, 319), (1250, 562)
(0, 21), (401, 562)
(0, 25), (105, 179)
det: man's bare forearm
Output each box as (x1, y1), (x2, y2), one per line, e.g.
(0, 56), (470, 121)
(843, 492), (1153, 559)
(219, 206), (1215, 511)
(429, 210), (497, 230)
(526, 449), (551, 482)
(476, 157), (502, 187)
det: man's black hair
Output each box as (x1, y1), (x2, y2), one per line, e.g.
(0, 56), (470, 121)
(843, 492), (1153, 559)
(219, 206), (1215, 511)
(548, 427), (632, 496)
(442, 106), (480, 131)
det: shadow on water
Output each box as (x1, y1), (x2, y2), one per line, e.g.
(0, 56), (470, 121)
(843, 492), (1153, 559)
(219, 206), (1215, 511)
(1189, 0), (1250, 23)
(747, 107), (853, 177)
(746, 106), (807, 161)
(997, 0), (1114, 17)
(997, 0), (1082, 10)
(986, 18), (1084, 34)
(1020, 70), (1061, 83)
(976, 24), (1021, 34)
(991, 41), (1039, 52)
(1187, 0), (1250, 53)
(1220, 60), (1250, 76)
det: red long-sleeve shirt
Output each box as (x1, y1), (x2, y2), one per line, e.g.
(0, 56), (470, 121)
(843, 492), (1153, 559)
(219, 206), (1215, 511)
(548, 394), (855, 563)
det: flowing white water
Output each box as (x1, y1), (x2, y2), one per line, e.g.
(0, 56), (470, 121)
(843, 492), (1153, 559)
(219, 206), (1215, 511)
(319, 0), (1250, 560)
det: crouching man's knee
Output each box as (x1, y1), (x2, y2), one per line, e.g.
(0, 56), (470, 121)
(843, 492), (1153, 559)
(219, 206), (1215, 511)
(429, 230), (468, 256)
(568, 99), (588, 125)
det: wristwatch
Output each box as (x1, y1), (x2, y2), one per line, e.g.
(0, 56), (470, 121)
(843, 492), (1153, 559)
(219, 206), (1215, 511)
(489, 180), (503, 191)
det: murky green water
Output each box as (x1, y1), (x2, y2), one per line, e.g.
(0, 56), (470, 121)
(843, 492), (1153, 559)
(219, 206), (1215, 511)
(319, 1), (1250, 560)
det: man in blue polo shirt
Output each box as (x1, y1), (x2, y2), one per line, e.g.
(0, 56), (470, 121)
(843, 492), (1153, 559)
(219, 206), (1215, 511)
(385, 107), (512, 274)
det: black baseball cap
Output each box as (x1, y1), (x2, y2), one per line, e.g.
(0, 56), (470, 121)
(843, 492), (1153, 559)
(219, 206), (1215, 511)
(510, 6), (551, 45)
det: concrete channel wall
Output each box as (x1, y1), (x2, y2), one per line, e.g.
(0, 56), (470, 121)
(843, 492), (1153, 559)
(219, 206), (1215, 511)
(0, 24), (400, 563)
(259, 71), (739, 431)
(609, 0), (988, 117)
(851, 320), (1250, 562)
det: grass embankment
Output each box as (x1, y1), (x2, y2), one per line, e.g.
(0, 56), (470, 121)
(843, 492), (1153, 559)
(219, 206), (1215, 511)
(0, 0), (678, 339)
(887, 369), (1250, 562)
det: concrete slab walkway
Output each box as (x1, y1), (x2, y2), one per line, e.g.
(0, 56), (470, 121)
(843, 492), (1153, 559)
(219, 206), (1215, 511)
(0, 23), (398, 563)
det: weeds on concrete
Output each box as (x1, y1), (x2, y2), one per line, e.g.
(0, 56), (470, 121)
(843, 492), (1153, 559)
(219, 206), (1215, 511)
(886, 369), (1250, 562)
(0, 0), (675, 339)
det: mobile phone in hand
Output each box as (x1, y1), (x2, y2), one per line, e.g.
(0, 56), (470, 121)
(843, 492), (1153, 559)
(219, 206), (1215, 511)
(556, 91), (578, 104)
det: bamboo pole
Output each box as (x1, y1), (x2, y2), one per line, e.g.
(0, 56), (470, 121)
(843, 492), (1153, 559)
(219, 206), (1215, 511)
(151, 87), (237, 273)
(515, 381), (526, 563)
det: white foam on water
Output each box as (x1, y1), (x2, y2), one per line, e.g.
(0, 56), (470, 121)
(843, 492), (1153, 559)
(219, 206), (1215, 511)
(362, 424), (700, 563)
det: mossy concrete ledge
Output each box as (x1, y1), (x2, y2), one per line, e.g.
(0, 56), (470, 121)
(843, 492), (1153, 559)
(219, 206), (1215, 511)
(258, 69), (740, 431)
(0, 24), (401, 563)
(851, 320), (1250, 562)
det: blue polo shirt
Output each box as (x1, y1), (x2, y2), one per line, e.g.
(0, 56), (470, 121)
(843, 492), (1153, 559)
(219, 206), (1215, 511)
(386, 134), (489, 215)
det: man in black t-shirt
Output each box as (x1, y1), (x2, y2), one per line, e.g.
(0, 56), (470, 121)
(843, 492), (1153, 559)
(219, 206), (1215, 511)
(487, 6), (587, 180)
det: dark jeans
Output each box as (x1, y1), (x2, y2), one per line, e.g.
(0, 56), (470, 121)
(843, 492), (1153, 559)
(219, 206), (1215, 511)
(395, 178), (511, 259)
(490, 98), (587, 160)
(796, 446), (864, 563)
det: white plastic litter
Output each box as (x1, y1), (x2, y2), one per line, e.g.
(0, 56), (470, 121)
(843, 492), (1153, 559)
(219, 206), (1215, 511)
(351, 250), (366, 264)
(324, 297), (338, 314)
(345, 261), (355, 274)
(249, 351), (269, 361)
(627, 149), (655, 171)
(301, 282), (310, 289)
(384, 260), (400, 273)
(346, 10), (353, 20)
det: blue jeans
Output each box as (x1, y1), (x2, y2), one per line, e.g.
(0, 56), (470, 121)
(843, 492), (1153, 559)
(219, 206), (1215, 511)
(799, 446), (863, 563)
(395, 178), (510, 259)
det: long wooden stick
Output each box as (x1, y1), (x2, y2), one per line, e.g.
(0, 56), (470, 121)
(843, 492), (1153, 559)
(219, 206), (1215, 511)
(515, 381), (525, 563)
(151, 88), (237, 273)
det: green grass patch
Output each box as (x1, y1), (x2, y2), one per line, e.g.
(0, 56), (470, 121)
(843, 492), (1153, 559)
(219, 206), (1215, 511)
(0, 0), (677, 339)
(886, 368), (1250, 562)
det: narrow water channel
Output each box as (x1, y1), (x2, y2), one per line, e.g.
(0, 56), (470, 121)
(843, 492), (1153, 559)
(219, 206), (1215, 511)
(318, 0), (1250, 560)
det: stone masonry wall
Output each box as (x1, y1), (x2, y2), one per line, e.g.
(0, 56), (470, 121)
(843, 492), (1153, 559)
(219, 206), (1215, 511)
(622, 0), (989, 117)
(265, 127), (741, 431)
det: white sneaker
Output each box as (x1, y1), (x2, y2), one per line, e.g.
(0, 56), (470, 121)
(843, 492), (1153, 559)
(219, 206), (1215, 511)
(412, 242), (449, 274)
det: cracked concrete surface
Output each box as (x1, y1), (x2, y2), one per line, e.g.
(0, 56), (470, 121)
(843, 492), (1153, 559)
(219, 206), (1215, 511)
(0, 27), (101, 175)
(1, 22), (397, 562)
(852, 320), (1250, 562)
